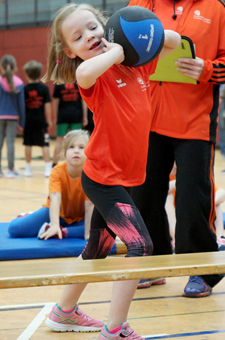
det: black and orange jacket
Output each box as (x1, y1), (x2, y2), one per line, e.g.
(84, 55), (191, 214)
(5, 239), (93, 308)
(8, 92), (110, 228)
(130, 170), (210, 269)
(128, 0), (225, 142)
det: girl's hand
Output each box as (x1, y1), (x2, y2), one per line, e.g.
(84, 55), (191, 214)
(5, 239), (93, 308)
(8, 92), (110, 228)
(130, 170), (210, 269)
(39, 224), (62, 240)
(101, 37), (125, 65)
(17, 124), (23, 133)
(82, 116), (88, 127)
(176, 57), (204, 80)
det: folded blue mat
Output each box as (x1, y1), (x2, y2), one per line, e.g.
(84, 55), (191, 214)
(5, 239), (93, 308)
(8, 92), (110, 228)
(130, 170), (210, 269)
(0, 223), (116, 261)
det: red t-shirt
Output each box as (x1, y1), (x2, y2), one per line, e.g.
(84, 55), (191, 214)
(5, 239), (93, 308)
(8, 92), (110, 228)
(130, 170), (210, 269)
(79, 61), (158, 186)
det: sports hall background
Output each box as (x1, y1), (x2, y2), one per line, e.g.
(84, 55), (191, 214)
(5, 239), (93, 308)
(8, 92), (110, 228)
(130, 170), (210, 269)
(0, 0), (128, 136)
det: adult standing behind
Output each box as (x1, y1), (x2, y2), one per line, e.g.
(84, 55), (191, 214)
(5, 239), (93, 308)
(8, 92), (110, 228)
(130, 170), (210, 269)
(52, 82), (88, 167)
(0, 54), (25, 178)
(219, 84), (225, 173)
(128, 0), (225, 297)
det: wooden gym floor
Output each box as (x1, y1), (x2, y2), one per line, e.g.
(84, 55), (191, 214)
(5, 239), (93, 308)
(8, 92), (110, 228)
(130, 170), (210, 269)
(0, 137), (225, 340)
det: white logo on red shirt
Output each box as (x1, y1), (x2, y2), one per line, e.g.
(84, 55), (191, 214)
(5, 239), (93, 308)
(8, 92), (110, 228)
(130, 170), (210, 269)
(193, 10), (211, 24)
(116, 79), (126, 88)
(176, 6), (183, 15)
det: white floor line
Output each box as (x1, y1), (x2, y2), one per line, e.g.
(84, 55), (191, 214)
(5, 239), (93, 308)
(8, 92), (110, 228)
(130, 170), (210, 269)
(143, 334), (169, 339)
(16, 302), (54, 340)
(0, 302), (54, 309)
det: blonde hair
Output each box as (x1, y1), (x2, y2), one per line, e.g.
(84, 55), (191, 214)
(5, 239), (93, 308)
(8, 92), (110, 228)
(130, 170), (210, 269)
(0, 55), (17, 94)
(62, 129), (89, 154)
(42, 3), (107, 84)
(23, 60), (43, 80)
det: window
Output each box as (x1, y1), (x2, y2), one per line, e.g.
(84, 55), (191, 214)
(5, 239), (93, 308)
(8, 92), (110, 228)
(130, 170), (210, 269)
(0, 0), (129, 29)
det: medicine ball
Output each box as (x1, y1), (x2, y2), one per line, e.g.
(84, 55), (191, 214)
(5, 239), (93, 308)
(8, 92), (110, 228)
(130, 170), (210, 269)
(104, 6), (164, 67)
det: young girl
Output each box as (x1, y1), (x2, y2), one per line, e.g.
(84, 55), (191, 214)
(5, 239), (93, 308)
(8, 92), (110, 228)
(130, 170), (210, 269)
(52, 82), (88, 167)
(43, 3), (180, 339)
(8, 130), (93, 241)
(0, 54), (25, 178)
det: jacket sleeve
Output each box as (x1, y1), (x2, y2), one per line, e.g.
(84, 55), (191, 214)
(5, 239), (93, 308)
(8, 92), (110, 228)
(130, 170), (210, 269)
(199, 5), (225, 85)
(200, 57), (225, 85)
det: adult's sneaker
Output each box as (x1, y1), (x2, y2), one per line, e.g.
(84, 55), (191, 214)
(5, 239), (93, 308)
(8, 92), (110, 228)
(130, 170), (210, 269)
(183, 276), (212, 297)
(137, 278), (166, 289)
(45, 303), (104, 332)
(98, 322), (143, 339)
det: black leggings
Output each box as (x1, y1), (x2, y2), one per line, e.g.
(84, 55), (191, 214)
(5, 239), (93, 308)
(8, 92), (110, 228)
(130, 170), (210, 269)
(81, 171), (153, 259)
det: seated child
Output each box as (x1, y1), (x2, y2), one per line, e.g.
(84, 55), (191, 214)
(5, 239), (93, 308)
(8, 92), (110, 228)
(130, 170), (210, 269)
(166, 163), (225, 248)
(8, 130), (93, 240)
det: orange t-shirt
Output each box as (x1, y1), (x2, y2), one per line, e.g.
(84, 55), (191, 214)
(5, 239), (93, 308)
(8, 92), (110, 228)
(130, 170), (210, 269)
(79, 61), (158, 187)
(43, 162), (89, 224)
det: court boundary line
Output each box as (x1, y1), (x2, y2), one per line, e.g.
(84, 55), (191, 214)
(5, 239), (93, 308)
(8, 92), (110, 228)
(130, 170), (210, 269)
(16, 302), (54, 340)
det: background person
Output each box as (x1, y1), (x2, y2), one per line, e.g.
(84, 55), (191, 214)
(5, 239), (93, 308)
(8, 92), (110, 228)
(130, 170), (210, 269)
(0, 54), (25, 178)
(23, 60), (52, 177)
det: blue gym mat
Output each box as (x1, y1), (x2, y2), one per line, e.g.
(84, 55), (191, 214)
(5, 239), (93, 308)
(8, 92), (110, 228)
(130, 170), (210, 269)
(0, 223), (117, 261)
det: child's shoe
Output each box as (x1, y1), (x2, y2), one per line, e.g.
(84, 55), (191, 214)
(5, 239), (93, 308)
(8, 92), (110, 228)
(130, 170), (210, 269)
(17, 211), (33, 218)
(98, 322), (143, 339)
(137, 278), (166, 289)
(24, 163), (32, 177)
(137, 279), (152, 289)
(0, 169), (5, 177)
(7, 169), (22, 178)
(37, 222), (68, 239)
(45, 303), (104, 332)
(45, 162), (52, 177)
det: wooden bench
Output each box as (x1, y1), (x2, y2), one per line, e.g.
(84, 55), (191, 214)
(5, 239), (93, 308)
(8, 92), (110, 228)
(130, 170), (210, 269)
(1, 251), (225, 289)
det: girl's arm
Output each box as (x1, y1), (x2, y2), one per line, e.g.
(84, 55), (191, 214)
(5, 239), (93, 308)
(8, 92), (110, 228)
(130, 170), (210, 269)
(168, 179), (176, 194)
(82, 100), (88, 128)
(53, 98), (59, 126)
(159, 30), (181, 61)
(44, 102), (52, 130)
(39, 192), (62, 240)
(84, 200), (94, 240)
(76, 38), (125, 89)
(215, 188), (225, 206)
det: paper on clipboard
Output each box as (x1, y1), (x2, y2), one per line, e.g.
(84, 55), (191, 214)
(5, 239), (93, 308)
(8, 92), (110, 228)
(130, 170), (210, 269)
(149, 36), (197, 84)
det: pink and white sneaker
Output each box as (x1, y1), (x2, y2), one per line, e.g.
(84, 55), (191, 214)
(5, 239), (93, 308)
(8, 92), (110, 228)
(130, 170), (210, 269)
(17, 211), (33, 218)
(98, 322), (143, 339)
(45, 303), (104, 332)
(37, 222), (68, 239)
(137, 278), (166, 289)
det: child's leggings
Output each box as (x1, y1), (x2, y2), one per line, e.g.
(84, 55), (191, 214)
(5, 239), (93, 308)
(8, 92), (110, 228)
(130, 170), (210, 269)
(81, 171), (153, 259)
(8, 207), (85, 238)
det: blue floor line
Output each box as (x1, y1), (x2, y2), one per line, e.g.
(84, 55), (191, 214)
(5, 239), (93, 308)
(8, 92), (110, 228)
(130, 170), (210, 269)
(144, 329), (225, 339)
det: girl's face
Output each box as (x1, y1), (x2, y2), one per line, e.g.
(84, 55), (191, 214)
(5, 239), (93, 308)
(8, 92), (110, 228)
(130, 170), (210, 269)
(62, 9), (104, 61)
(65, 136), (87, 167)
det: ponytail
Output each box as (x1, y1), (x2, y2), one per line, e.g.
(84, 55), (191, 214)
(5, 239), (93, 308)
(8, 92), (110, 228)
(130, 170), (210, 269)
(42, 3), (107, 85)
(0, 55), (18, 94)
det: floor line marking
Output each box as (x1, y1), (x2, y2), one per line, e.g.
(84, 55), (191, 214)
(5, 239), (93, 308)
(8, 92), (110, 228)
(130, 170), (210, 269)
(142, 329), (225, 339)
(0, 302), (55, 310)
(16, 302), (54, 340)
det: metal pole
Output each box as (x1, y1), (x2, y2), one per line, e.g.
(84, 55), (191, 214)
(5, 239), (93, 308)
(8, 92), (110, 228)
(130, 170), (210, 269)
(5, 0), (8, 28)
(34, 0), (38, 24)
